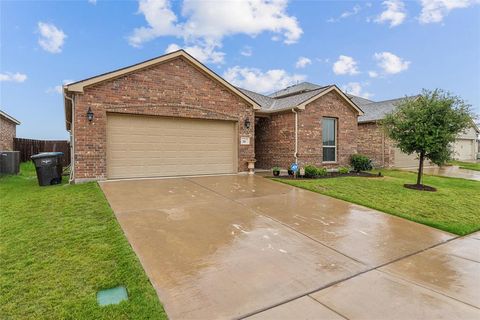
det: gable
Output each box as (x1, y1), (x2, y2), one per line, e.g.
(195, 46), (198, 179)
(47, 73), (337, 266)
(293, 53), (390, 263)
(64, 50), (259, 109)
(302, 87), (364, 115)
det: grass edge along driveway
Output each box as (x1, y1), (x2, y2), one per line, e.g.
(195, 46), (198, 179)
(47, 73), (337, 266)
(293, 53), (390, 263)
(0, 163), (166, 320)
(274, 170), (480, 236)
(451, 160), (480, 172)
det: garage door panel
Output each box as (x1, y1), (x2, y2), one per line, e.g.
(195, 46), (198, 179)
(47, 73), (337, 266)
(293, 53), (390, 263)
(394, 148), (419, 168)
(107, 114), (237, 179)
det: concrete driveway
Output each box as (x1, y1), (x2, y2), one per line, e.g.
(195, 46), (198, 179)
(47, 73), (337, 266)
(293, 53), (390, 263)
(407, 165), (480, 181)
(100, 175), (479, 319)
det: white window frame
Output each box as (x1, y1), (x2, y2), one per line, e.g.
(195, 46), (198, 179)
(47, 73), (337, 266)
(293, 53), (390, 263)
(322, 117), (337, 163)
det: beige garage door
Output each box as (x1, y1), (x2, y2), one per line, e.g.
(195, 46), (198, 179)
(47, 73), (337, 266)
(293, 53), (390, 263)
(107, 114), (237, 179)
(453, 139), (474, 161)
(394, 148), (419, 168)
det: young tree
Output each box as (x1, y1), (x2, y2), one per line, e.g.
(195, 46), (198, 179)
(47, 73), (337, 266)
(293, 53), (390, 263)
(382, 89), (474, 189)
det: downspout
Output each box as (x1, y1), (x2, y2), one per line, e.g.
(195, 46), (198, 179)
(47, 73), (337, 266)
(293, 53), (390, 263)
(64, 91), (75, 183)
(292, 108), (298, 163)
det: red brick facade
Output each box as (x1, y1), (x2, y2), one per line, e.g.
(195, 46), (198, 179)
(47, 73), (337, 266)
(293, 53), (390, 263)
(357, 122), (395, 168)
(72, 56), (255, 181)
(0, 115), (17, 151)
(255, 91), (359, 169)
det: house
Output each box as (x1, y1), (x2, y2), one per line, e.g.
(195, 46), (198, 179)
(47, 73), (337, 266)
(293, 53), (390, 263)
(240, 83), (363, 170)
(0, 109), (20, 151)
(63, 50), (363, 183)
(356, 98), (480, 167)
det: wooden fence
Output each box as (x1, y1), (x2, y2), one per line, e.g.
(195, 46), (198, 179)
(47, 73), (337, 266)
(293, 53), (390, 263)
(14, 138), (71, 166)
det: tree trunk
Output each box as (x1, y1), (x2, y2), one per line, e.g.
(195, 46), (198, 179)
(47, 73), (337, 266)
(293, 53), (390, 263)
(417, 151), (425, 185)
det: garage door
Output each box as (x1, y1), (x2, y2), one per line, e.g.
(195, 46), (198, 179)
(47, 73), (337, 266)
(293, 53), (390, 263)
(453, 139), (474, 161)
(394, 148), (419, 168)
(107, 114), (237, 179)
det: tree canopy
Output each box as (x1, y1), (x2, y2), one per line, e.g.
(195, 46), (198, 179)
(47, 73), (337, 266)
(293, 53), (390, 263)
(382, 89), (475, 188)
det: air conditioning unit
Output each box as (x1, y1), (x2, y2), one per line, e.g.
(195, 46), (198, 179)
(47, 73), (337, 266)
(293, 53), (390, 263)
(0, 151), (20, 175)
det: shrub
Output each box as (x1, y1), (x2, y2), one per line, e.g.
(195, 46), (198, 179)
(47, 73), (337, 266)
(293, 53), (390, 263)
(317, 167), (327, 176)
(350, 154), (373, 172)
(304, 165), (327, 178)
(272, 166), (281, 172)
(304, 165), (318, 178)
(338, 167), (350, 174)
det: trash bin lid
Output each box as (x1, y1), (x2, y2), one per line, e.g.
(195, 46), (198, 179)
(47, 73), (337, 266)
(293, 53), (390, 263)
(31, 152), (64, 159)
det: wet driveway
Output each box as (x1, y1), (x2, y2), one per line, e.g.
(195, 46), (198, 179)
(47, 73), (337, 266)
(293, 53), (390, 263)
(408, 165), (480, 181)
(100, 175), (479, 319)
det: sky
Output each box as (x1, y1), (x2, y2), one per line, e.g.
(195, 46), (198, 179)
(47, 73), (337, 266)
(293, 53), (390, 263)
(1, 0), (479, 140)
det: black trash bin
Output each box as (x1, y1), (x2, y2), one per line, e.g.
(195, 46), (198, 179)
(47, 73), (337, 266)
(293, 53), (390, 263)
(31, 152), (64, 186)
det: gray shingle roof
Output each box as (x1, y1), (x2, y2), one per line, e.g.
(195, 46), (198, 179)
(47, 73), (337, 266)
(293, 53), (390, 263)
(239, 86), (332, 113)
(238, 81), (381, 115)
(268, 82), (323, 98)
(358, 97), (417, 123)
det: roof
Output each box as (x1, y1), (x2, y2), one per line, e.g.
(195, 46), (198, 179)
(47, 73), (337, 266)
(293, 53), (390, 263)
(64, 50), (261, 130)
(358, 96), (417, 123)
(240, 83), (364, 115)
(0, 109), (20, 125)
(269, 82), (324, 98)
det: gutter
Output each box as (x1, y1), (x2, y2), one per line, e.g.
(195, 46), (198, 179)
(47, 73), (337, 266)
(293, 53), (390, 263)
(292, 108), (298, 163)
(64, 90), (75, 183)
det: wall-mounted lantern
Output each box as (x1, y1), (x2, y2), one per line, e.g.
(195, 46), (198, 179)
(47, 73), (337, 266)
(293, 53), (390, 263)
(87, 107), (94, 122)
(244, 118), (251, 129)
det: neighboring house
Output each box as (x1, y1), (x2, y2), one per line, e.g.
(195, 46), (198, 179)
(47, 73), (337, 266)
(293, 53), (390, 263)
(0, 109), (20, 151)
(357, 98), (480, 167)
(63, 51), (363, 183)
(453, 123), (479, 161)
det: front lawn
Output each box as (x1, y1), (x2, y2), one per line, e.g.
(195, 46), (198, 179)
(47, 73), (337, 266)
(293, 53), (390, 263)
(451, 160), (480, 171)
(274, 170), (480, 236)
(0, 163), (166, 319)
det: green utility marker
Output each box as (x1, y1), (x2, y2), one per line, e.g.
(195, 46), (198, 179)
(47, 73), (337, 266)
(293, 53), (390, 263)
(96, 286), (128, 306)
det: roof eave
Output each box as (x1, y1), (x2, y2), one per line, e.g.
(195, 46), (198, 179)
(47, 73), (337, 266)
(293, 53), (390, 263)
(64, 50), (261, 110)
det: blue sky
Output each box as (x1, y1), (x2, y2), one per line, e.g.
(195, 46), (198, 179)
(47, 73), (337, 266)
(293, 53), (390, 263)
(1, 0), (479, 140)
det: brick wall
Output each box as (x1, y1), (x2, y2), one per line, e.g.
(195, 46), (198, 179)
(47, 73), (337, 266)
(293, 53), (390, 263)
(0, 116), (16, 151)
(73, 56), (255, 181)
(357, 121), (395, 167)
(255, 112), (295, 169)
(255, 90), (359, 170)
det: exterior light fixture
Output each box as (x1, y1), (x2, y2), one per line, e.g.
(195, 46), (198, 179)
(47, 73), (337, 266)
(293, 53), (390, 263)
(87, 107), (94, 122)
(244, 118), (251, 129)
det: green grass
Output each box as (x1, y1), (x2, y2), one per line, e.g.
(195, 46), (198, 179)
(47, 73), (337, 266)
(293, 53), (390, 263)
(450, 160), (480, 171)
(274, 170), (480, 236)
(0, 163), (166, 319)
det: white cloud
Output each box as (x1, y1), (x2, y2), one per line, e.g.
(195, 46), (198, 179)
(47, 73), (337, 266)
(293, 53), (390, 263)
(342, 82), (373, 99)
(327, 4), (361, 22)
(88, 0), (97, 4)
(295, 56), (312, 69)
(418, 0), (479, 24)
(46, 79), (75, 94)
(333, 55), (359, 75)
(374, 51), (410, 74)
(165, 43), (225, 64)
(0, 72), (27, 83)
(240, 46), (253, 57)
(223, 66), (305, 94)
(368, 70), (378, 78)
(128, 0), (302, 64)
(37, 22), (66, 53)
(375, 0), (407, 27)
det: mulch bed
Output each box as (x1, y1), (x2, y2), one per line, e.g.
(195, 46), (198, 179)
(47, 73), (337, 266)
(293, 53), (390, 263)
(272, 171), (382, 180)
(404, 183), (437, 192)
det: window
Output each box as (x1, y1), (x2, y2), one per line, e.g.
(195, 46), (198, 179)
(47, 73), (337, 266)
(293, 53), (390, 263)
(322, 118), (336, 162)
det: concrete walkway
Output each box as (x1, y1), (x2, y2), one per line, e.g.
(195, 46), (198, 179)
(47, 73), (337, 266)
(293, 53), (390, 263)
(100, 175), (479, 319)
